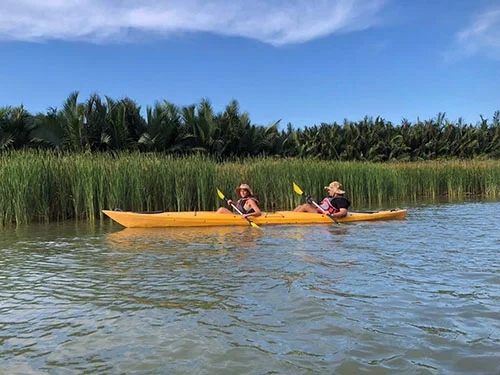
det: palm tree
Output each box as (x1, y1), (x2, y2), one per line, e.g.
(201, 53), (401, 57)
(118, 98), (147, 146)
(139, 101), (183, 151)
(0, 106), (14, 150)
(190, 99), (220, 154)
(31, 107), (65, 149)
(0, 105), (36, 149)
(58, 91), (86, 151)
(82, 93), (112, 151)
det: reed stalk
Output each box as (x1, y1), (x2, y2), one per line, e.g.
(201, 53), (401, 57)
(0, 151), (499, 225)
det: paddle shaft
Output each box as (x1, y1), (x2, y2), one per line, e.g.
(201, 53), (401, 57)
(230, 202), (253, 222)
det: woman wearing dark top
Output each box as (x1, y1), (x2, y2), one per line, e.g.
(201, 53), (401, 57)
(293, 181), (350, 218)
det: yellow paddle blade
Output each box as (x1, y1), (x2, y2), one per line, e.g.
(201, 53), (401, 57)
(250, 221), (260, 229)
(216, 188), (225, 200)
(293, 182), (303, 195)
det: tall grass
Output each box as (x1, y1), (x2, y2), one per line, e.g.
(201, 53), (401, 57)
(1, 151), (499, 225)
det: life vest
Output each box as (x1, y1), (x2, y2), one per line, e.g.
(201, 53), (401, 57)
(237, 196), (258, 214)
(317, 197), (339, 214)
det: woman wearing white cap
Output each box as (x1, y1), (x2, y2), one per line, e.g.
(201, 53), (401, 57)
(293, 181), (350, 218)
(216, 184), (261, 218)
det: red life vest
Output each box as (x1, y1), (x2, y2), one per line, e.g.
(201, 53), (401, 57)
(317, 198), (340, 214)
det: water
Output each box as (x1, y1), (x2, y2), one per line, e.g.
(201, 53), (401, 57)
(1, 201), (499, 374)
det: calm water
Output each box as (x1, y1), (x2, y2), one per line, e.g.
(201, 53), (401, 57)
(1, 201), (499, 375)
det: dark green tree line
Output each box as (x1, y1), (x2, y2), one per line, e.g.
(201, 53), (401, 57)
(1, 92), (499, 160)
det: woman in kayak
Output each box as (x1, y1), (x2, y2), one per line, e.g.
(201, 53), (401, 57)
(217, 183), (261, 218)
(293, 181), (350, 218)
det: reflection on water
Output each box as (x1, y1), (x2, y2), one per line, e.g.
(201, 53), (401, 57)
(107, 226), (265, 252)
(1, 201), (499, 374)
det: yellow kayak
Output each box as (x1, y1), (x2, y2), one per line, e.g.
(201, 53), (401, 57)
(102, 209), (407, 228)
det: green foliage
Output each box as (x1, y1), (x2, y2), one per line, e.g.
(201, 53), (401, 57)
(2, 95), (499, 225)
(0, 151), (499, 225)
(0, 105), (36, 149)
(2, 94), (499, 160)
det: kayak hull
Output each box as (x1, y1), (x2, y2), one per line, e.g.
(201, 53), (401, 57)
(102, 209), (407, 228)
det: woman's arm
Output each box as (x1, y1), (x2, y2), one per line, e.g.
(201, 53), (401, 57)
(334, 208), (348, 218)
(244, 199), (261, 217)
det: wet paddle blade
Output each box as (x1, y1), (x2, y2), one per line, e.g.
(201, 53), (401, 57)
(249, 221), (260, 229)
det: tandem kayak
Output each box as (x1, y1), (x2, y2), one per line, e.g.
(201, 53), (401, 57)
(102, 209), (407, 228)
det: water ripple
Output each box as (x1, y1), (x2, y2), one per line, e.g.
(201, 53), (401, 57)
(0, 201), (499, 374)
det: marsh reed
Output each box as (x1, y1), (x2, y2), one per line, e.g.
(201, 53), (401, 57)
(1, 151), (499, 225)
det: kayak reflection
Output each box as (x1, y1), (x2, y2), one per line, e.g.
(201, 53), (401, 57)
(106, 226), (265, 252)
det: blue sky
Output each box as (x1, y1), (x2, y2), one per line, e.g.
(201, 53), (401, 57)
(1, 0), (499, 128)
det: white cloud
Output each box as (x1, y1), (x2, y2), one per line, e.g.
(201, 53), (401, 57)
(450, 6), (500, 60)
(0, 0), (387, 45)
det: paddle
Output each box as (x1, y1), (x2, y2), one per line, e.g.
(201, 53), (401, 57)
(217, 188), (260, 229)
(293, 182), (339, 224)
